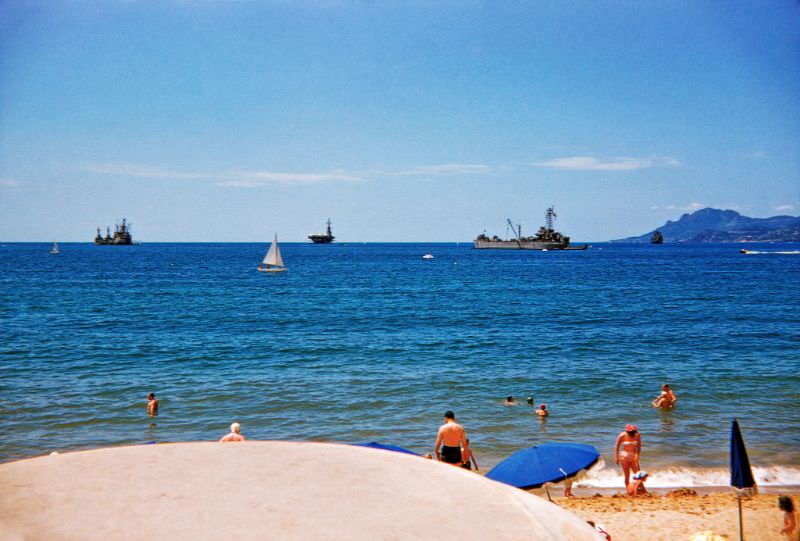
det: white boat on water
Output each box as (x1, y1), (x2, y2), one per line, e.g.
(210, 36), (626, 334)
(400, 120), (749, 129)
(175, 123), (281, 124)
(258, 234), (286, 273)
(50, 242), (60, 254)
(422, 254), (434, 260)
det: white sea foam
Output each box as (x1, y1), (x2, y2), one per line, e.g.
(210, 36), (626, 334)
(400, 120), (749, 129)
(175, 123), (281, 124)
(575, 464), (800, 488)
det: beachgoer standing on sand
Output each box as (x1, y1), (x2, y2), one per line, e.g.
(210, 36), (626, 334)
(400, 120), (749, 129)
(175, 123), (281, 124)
(435, 411), (467, 465)
(147, 393), (159, 417)
(461, 438), (479, 471)
(535, 403), (548, 417)
(615, 424), (641, 487)
(652, 384), (677, 408)
(219, 422), (246, 442)
(626, 471), (648, 496)
(779, 496), (799, 540)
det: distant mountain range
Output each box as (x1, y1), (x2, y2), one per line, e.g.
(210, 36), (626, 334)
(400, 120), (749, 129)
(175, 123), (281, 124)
(612, 208), (800, 243)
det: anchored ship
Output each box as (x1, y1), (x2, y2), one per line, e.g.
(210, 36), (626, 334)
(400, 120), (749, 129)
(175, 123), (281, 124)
(308, 219), (335, 244)
(651, 230), (664, 244)
(94, 218), (133, 245)
(474, 207), (588, 250)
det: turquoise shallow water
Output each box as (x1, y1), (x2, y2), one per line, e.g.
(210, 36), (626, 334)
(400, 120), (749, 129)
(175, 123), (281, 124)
(1, 242), (798, 486)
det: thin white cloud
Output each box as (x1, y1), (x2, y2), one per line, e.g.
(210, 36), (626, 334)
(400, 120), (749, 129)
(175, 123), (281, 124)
(750, 151), (767, 159)
(394, 163), (492, 176)
(0, 178), (23, 186)
(772, 204), (796, 212)
(80, 161), (493, 187)
(82, 163), (207, 180)
(653, 203), (707, 212)
(218, 170), (365, 186)
(533, 156), (680, 171)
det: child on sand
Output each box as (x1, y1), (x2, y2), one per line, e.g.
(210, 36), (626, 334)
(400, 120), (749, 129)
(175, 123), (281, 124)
(626, 471), (648, 496)
(460, 438), (479, 471)
(779, 496), (798, 540)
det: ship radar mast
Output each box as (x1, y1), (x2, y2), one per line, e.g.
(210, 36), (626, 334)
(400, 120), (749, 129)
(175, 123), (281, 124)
(545, 206), (557, 231)
(326, 218), (332, 236)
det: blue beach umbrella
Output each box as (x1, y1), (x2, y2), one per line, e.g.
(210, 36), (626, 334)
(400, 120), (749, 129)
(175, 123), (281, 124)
(730, 418), (756, 541)
(355, 442), (419, 456)
(486, 443), (600, 490)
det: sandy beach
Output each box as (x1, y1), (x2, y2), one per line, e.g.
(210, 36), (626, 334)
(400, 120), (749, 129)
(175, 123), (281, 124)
(557, 489), (798, 541)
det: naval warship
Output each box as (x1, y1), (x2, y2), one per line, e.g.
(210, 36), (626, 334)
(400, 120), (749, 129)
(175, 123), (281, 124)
(308, 219), (335, 244)
(474, 207), (588, 250)
(94, 218), (133, 245)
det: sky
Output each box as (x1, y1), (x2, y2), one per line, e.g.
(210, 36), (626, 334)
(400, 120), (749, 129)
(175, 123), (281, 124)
(1, 1), (798, 242)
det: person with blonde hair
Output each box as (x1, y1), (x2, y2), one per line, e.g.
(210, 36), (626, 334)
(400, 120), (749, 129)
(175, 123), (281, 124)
(219, 422), (246, 442)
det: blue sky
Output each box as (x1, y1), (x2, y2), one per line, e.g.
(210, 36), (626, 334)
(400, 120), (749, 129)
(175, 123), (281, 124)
(1, 1), (798, 242)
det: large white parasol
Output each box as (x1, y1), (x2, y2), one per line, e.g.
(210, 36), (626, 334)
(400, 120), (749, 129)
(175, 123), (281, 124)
(0, 441), (600, 540)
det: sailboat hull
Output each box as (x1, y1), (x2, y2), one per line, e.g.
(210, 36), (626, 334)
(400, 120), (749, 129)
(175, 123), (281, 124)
(258, 266), (286, 273)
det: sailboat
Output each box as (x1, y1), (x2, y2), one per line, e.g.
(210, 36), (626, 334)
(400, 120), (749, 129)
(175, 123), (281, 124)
(50, 242), (60, 254)
(258, 234), (287, 273)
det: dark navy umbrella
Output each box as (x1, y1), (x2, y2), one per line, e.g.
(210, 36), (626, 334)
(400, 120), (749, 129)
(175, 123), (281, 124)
(730, 419), (755, 489)
(355, 442), (419, 456)
(730, 419), (756, 541)
(486, 443), (600, 490)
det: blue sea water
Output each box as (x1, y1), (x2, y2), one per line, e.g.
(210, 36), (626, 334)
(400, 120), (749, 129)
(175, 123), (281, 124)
(1, 242), (799, 487)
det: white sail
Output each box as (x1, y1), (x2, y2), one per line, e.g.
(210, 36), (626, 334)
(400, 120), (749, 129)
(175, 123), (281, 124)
(50, 242), (59, 254)
(262, 234), (284, 268)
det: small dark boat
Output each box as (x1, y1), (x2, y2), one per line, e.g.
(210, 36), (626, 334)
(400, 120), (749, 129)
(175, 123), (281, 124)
(651, 231), (664, 244)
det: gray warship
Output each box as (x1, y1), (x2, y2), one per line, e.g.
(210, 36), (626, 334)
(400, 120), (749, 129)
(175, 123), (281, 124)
(94, 218), (133, 245)
(308, 219), (335, 244)
(474, 207), (588, 250)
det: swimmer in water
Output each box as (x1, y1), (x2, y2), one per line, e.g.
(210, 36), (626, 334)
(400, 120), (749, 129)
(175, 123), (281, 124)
(147, 392), (159, 417)
(219, 422), (246, 442)
(504, 396), (516, 406)
(615, 424), (642, 487)
(535, 403), (548, 417)
(527, 396), (534, 406)
(652, 384), (677, 408)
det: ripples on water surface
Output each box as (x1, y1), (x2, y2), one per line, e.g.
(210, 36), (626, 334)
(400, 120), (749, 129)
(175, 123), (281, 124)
(1, 242), (799, 485)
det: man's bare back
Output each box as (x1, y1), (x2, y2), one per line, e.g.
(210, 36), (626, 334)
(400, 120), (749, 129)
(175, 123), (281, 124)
(435, 411), (467, 464)
(437, 421), (465, 447)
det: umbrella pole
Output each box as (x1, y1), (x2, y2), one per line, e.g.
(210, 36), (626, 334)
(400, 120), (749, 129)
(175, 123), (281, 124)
(738, 492), (744, 541)
(544, 485), (552, 502)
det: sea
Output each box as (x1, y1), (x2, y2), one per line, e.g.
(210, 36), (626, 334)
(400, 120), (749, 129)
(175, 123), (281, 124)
(1, 242), (799, 489)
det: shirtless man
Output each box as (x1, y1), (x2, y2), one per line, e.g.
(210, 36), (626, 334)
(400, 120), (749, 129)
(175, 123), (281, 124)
(147, 393), (159, 417)
(652, 384), (677, 408)
(435, 411), (467, 465)
(219, 422), (246, 442)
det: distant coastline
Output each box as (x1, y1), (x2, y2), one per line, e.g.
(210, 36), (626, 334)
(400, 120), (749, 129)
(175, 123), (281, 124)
(612, 207), (800, 243)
